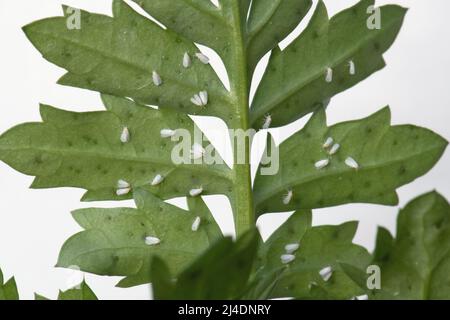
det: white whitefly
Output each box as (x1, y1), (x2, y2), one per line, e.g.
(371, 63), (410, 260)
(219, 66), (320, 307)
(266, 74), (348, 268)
(345, 157), (359, 169)
(120, 127), (130, 143)
(151, 174), (164, 186)
(190, 94), (203, 106)
(116, 179), (131, 196)
(283, 190), (293, 205)
(199, 91), (208, 105)
(191, 216), (201, 232)
(117, 179), (130, 189)
(349, 60), (356, 75)
(144, 236), (161, 246)
(190, 143), (206, 159)
(323, 137), (334, 148)
(353, 294), (369, 300)
(315, 159), (330, 170)
(325, 67), (333, 83)
(284, 243), (300, 254)
(262, 114), (272, 129)
(189, 187), (203, 197)
(196, 52), (210, 64)
(160, 129), (176, 138)
(280, 254), (296, 264)
(328, 143), (340, 155)
(116, 187), (131, 196)
(152, 71), (162, 86)
(183, 52), (192, 68)
(319, 266), (333, 281)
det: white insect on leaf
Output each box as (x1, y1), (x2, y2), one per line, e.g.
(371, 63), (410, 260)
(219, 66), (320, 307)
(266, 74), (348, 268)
(345, 157), (359, 169)
(151, 174), (164, 186)
(116, 187), (131, 196)
(183, 52), (192, 68)
(117, 179), (130, 189)
(190, 94), (203, 106)
(315, 159), (330, 170)
(191, 216), (201, 232)
(283, 190), (293, 205)
(262, 114), (272, 129)
(328, 143), (340, 155)
(349, 60), (356, 75)
(189, 187), (203, 197)
(195, 52), (210, 64)
(190, 143), (206, 159)
(323, 137), (334, 149)
(120, 127), (130, 143)
(325, 67), (333, 83)
(352, 294), (369, 300)
(319, 266), (333, 282)
(116, 179), (131, 196)
(160, 129), (176, 138)
(152, 71), (163, 86)
(199, 91), (208, 105)
(280, 254), (296, 264)
(284, 243), (300, 254)
(144, 236), (161, 246)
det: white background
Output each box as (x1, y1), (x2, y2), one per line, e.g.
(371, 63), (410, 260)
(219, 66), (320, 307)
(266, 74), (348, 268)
(0, 0), (448, 300)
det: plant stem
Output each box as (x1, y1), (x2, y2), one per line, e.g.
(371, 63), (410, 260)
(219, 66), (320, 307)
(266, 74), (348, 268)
(228, 1), (254, 237)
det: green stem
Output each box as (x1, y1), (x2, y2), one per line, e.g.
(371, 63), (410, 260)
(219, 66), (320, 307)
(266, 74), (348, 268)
(228, 1), (254, 237)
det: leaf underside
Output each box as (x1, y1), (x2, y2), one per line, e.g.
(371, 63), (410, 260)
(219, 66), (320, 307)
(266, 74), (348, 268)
(251, 0), (407, 129)
(0, 0), (448, 300)
(370, 191), (450, 299)
(57, 189), (222, 287)
(0, 94), (231, 202)
(254, 107), (447, 216)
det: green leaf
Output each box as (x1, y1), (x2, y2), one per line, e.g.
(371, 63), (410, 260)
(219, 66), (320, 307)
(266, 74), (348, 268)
(132, 0), (231, 56)
(246, 0), (313, 75)
(23, 1), (232, 121)
(57, 189), (223, 287)
(57, 280), (98, 300)
(152, 230), (259, 300)
(33, 281), (98, 300)
(0, 268), (19, 300)
(371, 191), (450, 299)
(34, 293), (50, 300)
(0, 95), (232, 202)
(251, 0), (407, 128)
(254, 107), (448, 216)
(253, 212), (371, 299)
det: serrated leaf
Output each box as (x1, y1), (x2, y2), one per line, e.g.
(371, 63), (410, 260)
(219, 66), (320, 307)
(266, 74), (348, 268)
(254, 107), (448, 216)
(371, 191), (450, 300)
(57, 280), (98, 300)
(0, 268), (19, 300)
(251, 0), (407, 128)
(0, 95), (231, 202)
(253, 212), (371, 299)
(33, 280), (98, 300)
(132, 0), (231, 55)
(246, 0), (312, 75)
(57, 189), (222, 287)
(152, 230), (259, 300)
(23, 1), (232, 121)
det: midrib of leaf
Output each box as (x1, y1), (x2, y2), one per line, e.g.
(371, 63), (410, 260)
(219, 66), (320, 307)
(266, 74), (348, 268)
(256, 144), (444, 204)
(227, 1), (254, 236)
(252, 17), (400, 120)
(35, 29), (231, 104)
